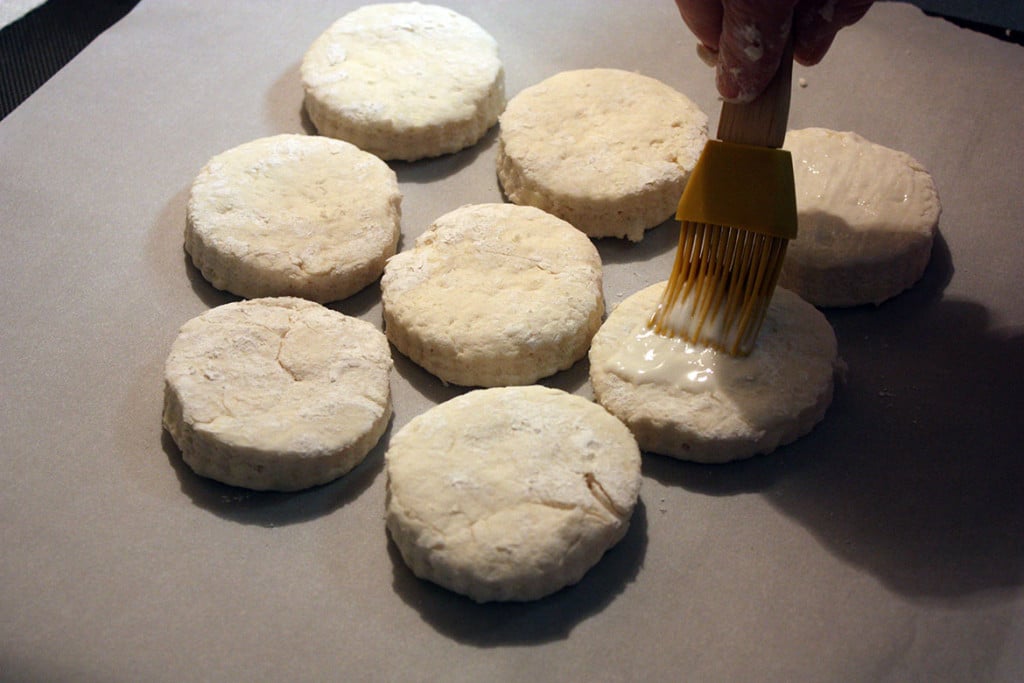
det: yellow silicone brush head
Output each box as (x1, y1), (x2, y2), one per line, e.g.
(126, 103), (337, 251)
(648, 140), (797, 356)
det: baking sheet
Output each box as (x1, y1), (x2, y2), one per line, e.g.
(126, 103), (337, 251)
(2, 1), (1023, 680)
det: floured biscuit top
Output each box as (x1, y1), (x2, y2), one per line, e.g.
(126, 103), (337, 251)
(497, 68), (707, 240)
(301, 2), (505, 160)
(186, 134), (400, 303)
(381, 203), (604, 387)
(162, 297), (393, 491)
(385, 385), (641, 602)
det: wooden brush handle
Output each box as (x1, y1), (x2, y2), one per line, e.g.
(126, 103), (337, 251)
(716, 35), (794, 148)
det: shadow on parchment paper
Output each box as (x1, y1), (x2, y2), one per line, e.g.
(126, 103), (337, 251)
(161, 188), (387, 318)
(391, 350), (470, 407)
(182, 247), (241, 309)
(387, 499), (648, 644)
(390, 125), (498, 186)
(595, 216), (681, 267)
(390, 333), (593, 405)
(160, 422), (389, 527)
(264, 61), (317, 136)
(645, 232), (1024, 599)
(538, 355), (592, 396)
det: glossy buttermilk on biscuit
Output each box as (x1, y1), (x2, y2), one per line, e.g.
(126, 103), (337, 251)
(780, 127), (941, 306)
(590, 283), (841, 462)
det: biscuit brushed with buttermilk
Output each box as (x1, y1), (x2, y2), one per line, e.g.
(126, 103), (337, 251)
(590, 283), (841, 462)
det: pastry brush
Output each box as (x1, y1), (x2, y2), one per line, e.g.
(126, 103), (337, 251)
(649, 38), (798, 356)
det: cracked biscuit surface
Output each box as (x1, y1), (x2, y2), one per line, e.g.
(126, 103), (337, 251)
(186, 134), (400, 303)
(385, 385), (641, 602)
(162, 297), (392, 491)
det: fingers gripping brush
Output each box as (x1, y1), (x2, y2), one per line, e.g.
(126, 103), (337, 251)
(650, 38), (798, 356)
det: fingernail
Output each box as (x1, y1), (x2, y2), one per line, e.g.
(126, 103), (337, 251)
(716, 67), (743, 102)
(696, 43), (718, 68)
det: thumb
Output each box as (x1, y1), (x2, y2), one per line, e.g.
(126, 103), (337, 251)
(793, 0), (875, 65)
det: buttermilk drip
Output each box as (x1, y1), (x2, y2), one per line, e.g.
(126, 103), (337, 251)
(608, 326), (720, 392)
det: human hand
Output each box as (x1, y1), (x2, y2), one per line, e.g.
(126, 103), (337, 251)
(674, 0), (875, 102)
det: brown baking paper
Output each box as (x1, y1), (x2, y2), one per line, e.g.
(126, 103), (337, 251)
(1, 1), (1023, 680)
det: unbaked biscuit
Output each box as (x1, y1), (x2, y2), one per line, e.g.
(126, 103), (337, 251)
(385, 385), (641, 603)
(780, 127), (941, 307)
(380, 203), (604, 387)
(301, 2), (505, 161)
(186, 134), (400, 303)
(162, 297), (392, 491)
(497, 68), (708, 241)
(589, 283), (840, 462)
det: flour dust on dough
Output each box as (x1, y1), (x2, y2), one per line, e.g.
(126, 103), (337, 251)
(301, 2), (505, 161)
(497, 68), (707, 241)
(163, 297), (393, 491)
(186, 134), (400, 303)
(385, 385), (641, 602)
(381, 202), (604, 387)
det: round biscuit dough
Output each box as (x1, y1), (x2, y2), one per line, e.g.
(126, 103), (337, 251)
(186, 134), (401, 303)
(380, 203), (604, 387)
(385, 385), (642, 603)
(162, 297), (393, 491)
(301, 2), (505, 161)
(589, 283), (840, 462)
(780, 128), (941, 307)
(497, 68), (708, 241)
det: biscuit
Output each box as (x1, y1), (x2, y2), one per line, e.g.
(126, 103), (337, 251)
(780, 128), (941, 307)
(385, 385), (641, 602)
(497, 68), (708, 241)
(162, 297), (393, 491)
(301, 3), (505, 161)
(381, 203), (604, 387)
(589, 283), (840, 462)
(186, 134), (400, 303)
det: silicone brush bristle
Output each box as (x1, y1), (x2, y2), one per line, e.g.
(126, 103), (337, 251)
(649, 221), (788, 356)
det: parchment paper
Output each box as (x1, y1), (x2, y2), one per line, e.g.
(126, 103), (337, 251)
(2, 2), (1022, 681)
